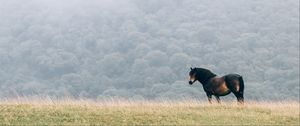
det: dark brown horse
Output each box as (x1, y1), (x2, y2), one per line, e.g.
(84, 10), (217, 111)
(188, 67), (244, 104)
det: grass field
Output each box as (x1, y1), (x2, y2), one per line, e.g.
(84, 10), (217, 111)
(0, 98), (299, 125)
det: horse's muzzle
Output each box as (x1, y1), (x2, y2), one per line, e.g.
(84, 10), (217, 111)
(189, 81), (193, 85)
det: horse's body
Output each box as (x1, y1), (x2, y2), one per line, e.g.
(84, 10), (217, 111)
(188, 68), (244, 104)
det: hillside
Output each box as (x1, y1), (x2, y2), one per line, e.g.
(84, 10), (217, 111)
(0, 0), (299, 100)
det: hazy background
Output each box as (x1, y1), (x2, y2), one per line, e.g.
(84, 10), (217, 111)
(0, 0), (299, 101)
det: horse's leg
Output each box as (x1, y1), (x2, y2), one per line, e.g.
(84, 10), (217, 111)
(233, 92), (244, 105)
(238, 93), (244, 105)
(238, 77), (244, 105)
(226, 75), (244, 105)
(206, 93), (212, 104)
(215, 96), (221, 104)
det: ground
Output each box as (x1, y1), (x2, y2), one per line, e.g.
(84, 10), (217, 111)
(0, 99), (299, 125)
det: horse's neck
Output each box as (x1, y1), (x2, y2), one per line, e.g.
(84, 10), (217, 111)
(200, 75), (217, 85)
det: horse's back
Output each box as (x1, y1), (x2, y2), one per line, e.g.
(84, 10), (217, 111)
(224, 74), (242, 79)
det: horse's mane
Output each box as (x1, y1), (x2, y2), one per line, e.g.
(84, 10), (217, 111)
(195, 68), (217, 84)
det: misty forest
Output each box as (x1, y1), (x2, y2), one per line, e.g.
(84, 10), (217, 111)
(0, 0), (299, 101)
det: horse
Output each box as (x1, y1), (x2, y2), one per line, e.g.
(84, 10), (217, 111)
(188, 67), (244, 104)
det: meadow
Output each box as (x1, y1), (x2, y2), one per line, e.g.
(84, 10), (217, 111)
(0, 98), (299, 125)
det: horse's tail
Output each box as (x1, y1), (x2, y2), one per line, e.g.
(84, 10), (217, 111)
(238, 76), (244, 94)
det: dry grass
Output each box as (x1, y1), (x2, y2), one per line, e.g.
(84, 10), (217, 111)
(0, 98), (299, 125)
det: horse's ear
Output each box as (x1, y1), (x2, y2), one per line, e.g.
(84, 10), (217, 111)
(190, 67), (193, 70)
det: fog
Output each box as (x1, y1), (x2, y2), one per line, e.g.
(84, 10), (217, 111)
(0, 0), (299, 101)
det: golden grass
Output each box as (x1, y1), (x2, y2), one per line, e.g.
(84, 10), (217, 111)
(0, 98), (299, 125)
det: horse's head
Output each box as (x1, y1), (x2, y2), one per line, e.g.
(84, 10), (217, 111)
(189, 67), (217, 85)
(189, 67), (198, 85)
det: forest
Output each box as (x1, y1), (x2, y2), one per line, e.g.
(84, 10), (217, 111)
(0, 0), (299, 101)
